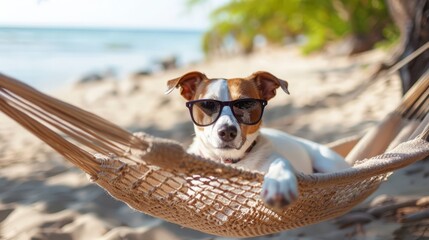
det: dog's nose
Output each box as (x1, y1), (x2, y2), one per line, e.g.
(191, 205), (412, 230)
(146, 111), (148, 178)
(218, 125), (238, 142)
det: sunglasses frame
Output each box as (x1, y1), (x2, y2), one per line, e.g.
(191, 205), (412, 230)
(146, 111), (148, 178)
(186, 98), (268, 127)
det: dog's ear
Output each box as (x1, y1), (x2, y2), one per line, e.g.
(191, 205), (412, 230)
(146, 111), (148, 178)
(249, 71), (289, 100)
(165, 71), (207, 100)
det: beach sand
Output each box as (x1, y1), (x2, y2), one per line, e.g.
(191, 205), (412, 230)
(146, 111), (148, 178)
(1, 46), (428, 239)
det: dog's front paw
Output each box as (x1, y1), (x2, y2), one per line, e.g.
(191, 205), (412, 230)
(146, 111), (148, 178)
(261, 160), (298, 208)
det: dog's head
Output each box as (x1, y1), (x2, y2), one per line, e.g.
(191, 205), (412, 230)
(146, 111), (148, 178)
(166, 71), (289, 161)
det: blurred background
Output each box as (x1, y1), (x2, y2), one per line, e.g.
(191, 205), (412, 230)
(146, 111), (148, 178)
(0, 0), (226, 90)
(1, 0), (428, 240)
(0, 0), (400, 90)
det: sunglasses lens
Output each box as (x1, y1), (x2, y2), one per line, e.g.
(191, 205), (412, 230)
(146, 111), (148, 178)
(232, 99), (264, 124)
(191, 100), (221, 126)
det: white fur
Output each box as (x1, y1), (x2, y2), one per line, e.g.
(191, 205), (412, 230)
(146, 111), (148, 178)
(187, 80), (350, 208)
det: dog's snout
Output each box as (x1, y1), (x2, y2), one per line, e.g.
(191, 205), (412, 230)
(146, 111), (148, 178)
(218, 125), (238, 142)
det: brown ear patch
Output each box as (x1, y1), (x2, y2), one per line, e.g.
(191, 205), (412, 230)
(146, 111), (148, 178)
(249, 71), (289, 100)
(165, 71), (208, 100)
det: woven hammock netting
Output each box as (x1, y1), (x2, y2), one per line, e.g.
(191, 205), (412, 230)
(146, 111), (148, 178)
(0, 71), (429, 238)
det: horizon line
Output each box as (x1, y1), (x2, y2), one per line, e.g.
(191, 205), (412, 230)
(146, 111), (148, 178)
(0, 24), (206, 33)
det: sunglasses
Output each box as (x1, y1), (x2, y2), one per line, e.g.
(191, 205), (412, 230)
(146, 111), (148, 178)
(186, 98), (267, 127)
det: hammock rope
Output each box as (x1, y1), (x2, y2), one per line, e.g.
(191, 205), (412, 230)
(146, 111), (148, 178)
(0, 72), (428, 237)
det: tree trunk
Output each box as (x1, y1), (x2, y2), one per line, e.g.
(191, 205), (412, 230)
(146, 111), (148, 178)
(387, 0), (429, 94)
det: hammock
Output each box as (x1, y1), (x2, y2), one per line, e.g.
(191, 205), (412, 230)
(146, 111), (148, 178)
(0, 72), (428, 238)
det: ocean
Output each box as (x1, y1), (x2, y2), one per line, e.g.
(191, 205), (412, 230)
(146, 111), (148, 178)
(0, 27), (204, 90)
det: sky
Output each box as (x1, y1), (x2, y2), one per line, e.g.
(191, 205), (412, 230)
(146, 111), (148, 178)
(0, 0), (226, 30)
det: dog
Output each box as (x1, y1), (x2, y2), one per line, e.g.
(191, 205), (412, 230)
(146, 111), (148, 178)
(165, 71), (350, 208)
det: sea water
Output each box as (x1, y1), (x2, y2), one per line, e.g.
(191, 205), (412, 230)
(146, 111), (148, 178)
(0, 27), (204, 90)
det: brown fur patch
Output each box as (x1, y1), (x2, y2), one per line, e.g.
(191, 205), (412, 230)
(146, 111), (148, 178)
(227, 78), (263, 136)
(192, 79), (210, 100)
(227, 78), (262, 100)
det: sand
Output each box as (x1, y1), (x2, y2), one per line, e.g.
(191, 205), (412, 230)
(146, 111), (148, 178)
(1, 46), (428, 240)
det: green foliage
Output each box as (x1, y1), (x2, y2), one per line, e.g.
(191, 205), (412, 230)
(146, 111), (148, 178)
(188, 0), (398, 55)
